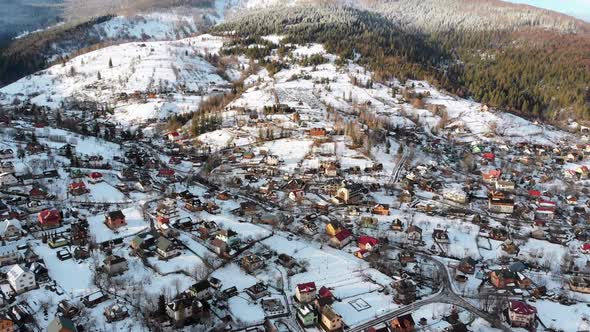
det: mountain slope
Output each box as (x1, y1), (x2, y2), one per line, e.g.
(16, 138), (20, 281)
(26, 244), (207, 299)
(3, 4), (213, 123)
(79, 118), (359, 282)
(215, 3), (590, 122)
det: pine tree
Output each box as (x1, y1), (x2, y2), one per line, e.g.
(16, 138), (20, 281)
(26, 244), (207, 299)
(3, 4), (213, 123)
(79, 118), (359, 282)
(97, 71), (102, 80)
(108, 58), (113, 68)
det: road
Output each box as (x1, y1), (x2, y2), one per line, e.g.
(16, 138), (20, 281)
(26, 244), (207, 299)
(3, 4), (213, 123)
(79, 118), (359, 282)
(345, 252), (511, 332)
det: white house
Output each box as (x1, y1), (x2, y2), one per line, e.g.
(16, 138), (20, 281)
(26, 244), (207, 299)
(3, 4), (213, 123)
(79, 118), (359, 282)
(0, 173), (18, 187)
(266, 155), (279, 166)
(289, 189), (305, 202)
(0, 219), (22, 241)
(443, 189), (467, 204)
(7, 265), (36, 293)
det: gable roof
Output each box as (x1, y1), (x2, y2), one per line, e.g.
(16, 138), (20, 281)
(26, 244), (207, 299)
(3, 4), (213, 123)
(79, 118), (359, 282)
(48, 316), (78, 332)
(296, 282), (316, 293)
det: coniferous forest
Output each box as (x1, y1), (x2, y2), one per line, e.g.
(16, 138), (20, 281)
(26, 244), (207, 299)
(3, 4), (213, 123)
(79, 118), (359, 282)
(215, 5), (590, 122)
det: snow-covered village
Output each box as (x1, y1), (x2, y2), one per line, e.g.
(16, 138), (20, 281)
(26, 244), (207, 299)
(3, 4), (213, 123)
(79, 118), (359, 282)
(0, 1), (589, 332)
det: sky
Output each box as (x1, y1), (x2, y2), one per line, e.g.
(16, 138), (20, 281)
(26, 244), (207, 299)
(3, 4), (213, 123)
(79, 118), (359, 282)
(505, 0), (590, 22)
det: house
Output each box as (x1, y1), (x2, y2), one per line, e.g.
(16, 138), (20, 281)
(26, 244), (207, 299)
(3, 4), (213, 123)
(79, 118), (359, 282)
(391, 219), (404, 232)
(483, 169), (501, 183)
(508, 301), (536, 328)
(295, 282), (317, 303)
(88, 172), (103, 184)
(324, 164), (338, 177)
(105, 210), (126, 229)
(47, 316), (78, 332)
(83, 291), (109, 307)
(329, 229), (352, 249)
(443, 189), (467, 204)
(393, 279), (416, 305)
(399, 250), (416, 263)
(104, 302), (129, 322)
(406, 225), (422, 242)
(495, 180), (515, 191)
(458, 257), (477, 274)
(297, 304), (318, 327)
(488, 197), (514, 214)
(355, 249), (371, 259)
(166, 294), (203, 327)
(320, 305), (342, 332)
(262, 298), (286, 317)
(266, 154), (279, 166)
(390, 313), (415, 332)
(156, 237), (181, 259)
(7, 264), (36, 293)
(359, 216), (378, 229)
(216, 229), (240, 247)
(0, 219), (22, 241)
(241, 254), (265, 273)
(0, 244), (21, 266)
(70, 222), (88, 246)
(358, 235), (379, 251)
(489, 269), (518, 288)
(245, 282), (271, 300)
(0, 173), (18, 187)
(325, 221), (342, 237)
(168, 132), (180, 141)
(432, 229), (450, 244)
(0, 314), (13, 332)
(569, 276), (590, 294)
(38, 209), (61, 229)
(372, 204), (390, 216)
(188, 280), (212, 300)
(68, 182), (87, 196)
(103, 255), (128, 276)
(158, 169), (175, 178)
(57, 300), (80, 319)
(310, 128), (327, 137)
(27, 261), (49, 282)
(210, 238), (228, 256)
(289, 189), (305, 202)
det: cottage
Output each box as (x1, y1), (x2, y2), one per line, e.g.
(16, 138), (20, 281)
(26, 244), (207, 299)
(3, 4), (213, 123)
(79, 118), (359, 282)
(0, 219), (22, 241)
(166, 295), (203, 327)
(105, 210), (126, 229)
(458, 257), (477, 274)
(391, 219), (404, 232)
(0, 315), (14, 332)
(88, 172), (103, 184)
(38, 209), (61, 229)
(156, 237), (181, 259)
(390, 313), (415, 332)
(295, 282), (317, 303)
(329, 229), (352, 249)
(406, 225), (422, 242)
(489, 269), (518, 288)
(310, 128), (327, 137)
(297, 304), (318, 327)
(358, 235), (379, 251)
(508, 301), (536, 328)
(104, 302), (129, 322)
(7, 265), (36, 293)
(245, 282), (271, 300)
(371, 204), (390, 216)
(68, 182), (87, 196)
(216, 229), (240, 247)
(488, 197), (514, 214)
(289, 189), (305, 202)
(210, 238), (228, 256)
(569, 276), (590, 294)
(241, 254), (265, 273)
(495, 180), (515, 191)
(325, 221), (342, 237)
(432, 229), (450, 244)
(189, 280), (212, 300)
(443, 189), (467, 204)
(320, 305), (342, 332)
(103, 255), (128, 276)
(0, 149), (13, 160)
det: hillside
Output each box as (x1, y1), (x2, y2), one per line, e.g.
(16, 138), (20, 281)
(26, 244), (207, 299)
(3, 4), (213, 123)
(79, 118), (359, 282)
(216, 3), (590, 122)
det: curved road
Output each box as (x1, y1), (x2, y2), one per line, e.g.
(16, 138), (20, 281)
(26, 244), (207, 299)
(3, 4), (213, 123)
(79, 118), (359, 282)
(345, 252), (511, 332)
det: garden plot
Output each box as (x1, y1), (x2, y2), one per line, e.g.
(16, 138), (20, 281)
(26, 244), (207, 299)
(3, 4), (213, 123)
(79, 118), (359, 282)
(87, 182), (127, 202)
(87, 207), (148, 243)
(208, 214), (272, 241)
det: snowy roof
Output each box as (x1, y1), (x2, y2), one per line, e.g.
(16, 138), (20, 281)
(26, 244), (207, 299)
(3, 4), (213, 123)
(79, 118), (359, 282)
(7, 265), (30, 281)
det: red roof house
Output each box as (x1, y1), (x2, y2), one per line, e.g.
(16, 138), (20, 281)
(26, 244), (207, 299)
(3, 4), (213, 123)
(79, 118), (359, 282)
(295, 282), (317, 303)
(38, 209), (61, 229)
(68, 182), (87, 196)
(88, 172), (103, 183)
(581, 243), (590, 254)
(508, 300), (537, 328)
(358, 235), (379, 251)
